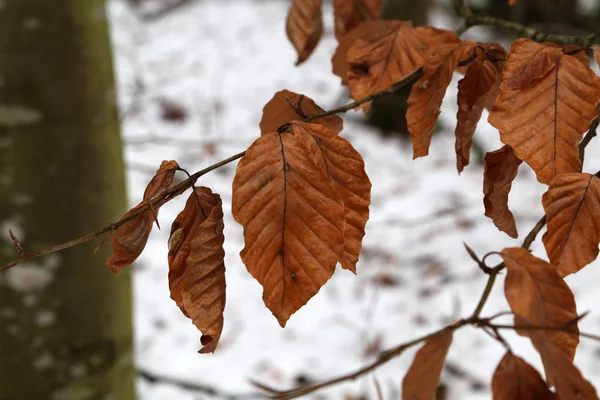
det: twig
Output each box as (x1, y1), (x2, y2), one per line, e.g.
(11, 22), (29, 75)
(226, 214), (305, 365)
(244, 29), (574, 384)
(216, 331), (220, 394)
(0, 71), (425, 272)
(138, 368), (262, 400)
(452, 0), (600, 47)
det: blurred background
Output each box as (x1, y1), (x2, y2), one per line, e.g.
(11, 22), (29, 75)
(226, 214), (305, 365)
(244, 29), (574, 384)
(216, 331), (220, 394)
(1, 0), (600, 399)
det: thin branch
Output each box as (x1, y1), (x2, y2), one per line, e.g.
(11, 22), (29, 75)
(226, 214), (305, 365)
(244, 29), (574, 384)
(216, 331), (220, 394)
(0, 71), (424, 272)
(490, 323), (600, 342)
(453, 0), (600, 47)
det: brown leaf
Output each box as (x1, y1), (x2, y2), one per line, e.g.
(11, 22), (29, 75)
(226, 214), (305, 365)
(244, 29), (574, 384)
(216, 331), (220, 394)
(286, 0), (323, 65)
(407, 41), (477, 158)
(333, 0), (381, 40)
(332, 20), (400, 86)
(509, 0), (518, 4)
(107, 160), (179, 273)
(260, 90), (343, 134)
(168, 187), (226, 353)
(542, 173), (600, 277)
(483, 146), (522, 238)
(402, 330), (453, 400)
(288, 121), (371, 273)
(561, 45), (589, 68)
(347, 22), (460, 112)
(532, 333), (597, 399)
(593, 46), (600, 69)
(232, 132), (345, 327)
(491, 352), (554, 400)
(456, 45), (505, 172)
(500, 248), (579, 365)
(488, 39), (600, 184)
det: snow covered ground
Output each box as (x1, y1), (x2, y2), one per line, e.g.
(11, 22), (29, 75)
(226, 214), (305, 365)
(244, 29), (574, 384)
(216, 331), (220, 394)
(108, 1), (600, 398)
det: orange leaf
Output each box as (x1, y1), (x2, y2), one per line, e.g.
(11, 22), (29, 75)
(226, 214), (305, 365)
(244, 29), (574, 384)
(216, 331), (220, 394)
(288, 121), (371, 273)
(347, 22), (460, 112)
(561, 45), (589, 68)
(483, 145), (522, 238)
(260, 90), (343, 134)
(531, 333), (597, 399)
(500, 248), (579, 366)
(332, 20), (399, 86)
(168, 187), (226, 353)
(456, 44), (505, 172)
(407, 41), (477, 158)
(107, 160), (179, 273)
(542, 173), (600, 277)
(593, 46), (600, 69)
(286, 0), (322, 65)
(509, 0), (517, 5)
(402, 330), (453, 400)
(491, 352), (554, 400)
(488, 39), (600, 184)
(333, 0), (381, 40)
(232, 132), (345, 327)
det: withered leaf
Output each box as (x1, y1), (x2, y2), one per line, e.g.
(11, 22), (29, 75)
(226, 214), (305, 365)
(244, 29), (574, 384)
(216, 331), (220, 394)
(491, 352), (554, 400)
(232, 131), (345, 327)
(260, 90), (343, 134)
(286, 0), (323, 65)
(347, 22), (460, 112)
(107, 160), (179, 273)
(542, 173), (600, 277)
(532, 333), (597, 399)
(488, 39), (600, 184)
(407, 40), (477, 158)
(332, 20), (399, 86)
(402, 330), (453, 400)
(288, 121), (371, 273)
(168, 187), (226, 353)
(593, 46), (600, 69)
(483, 145), (522, 238)
(333, 0), (381, 41)
(456, 44), (505, 172)
(500, 248), (579, 365)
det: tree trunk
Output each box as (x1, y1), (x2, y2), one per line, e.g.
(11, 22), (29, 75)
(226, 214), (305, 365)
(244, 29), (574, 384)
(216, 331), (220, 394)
(0, 1), (135, 399)
(367, 0), (433, 134)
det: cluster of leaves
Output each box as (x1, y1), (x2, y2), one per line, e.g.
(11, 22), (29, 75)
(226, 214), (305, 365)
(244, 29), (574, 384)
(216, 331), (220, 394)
(7, 0), (600, 397)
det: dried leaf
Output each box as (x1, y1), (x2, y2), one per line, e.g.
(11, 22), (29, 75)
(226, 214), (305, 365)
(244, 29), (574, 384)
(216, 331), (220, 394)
(488, 39), (600, 184)
(107, 160), (179, 273)
(168, 187), (226, 353)
(286, 0), (323, 65)
(500, 248), (579, 365)
(332, 20), (399, 85)
(232, 132), (345, 327)
(593, 46), (600, 69)
(347, 22), (460, 112)
(491, 352), (553, 400)
(333, 0), (381, 40)
(456, 44), (505, 172)
(402, 330), (453, 400)
(542, 173), (600, 277)
(483, 146), (522, 238)
(561, 45), (589, 68)
(532, 333), (597, 399)
(260, 90), (343, 134)
(288, 121), (371, 273)
(407, 41), (476, 158)
(509, 0), (517, 4)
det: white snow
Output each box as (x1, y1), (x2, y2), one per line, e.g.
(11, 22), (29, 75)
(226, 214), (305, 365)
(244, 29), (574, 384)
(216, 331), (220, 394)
(106, 0), (600, 398)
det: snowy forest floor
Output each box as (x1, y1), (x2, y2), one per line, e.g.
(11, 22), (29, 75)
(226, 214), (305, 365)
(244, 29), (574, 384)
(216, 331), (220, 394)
(108, 1), (600, 398)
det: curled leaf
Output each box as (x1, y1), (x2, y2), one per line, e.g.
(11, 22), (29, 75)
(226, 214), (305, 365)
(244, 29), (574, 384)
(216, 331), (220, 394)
(260, 90), (343, 134)
(489, 39), (600, 184)
(107, 160), (179, 273)
(232, 132), (345, 326)
(286, 0), (322, 65)
(333, 0), (381, 40)
(168, 187), (226, 353)
(500, 248), (579, 365)
(402, 330), (453, 400)
(542, 173), (600, 277)
(346, 22), (460, 112)
(288, 121), (371, 272)
(491, 352), (553, 400)
(483, 145), (522, 238)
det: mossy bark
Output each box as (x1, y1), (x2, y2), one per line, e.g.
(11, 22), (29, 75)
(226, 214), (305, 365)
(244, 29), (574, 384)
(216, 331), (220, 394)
(0, 1), (135, 399)
(367, 0), (432, 134)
